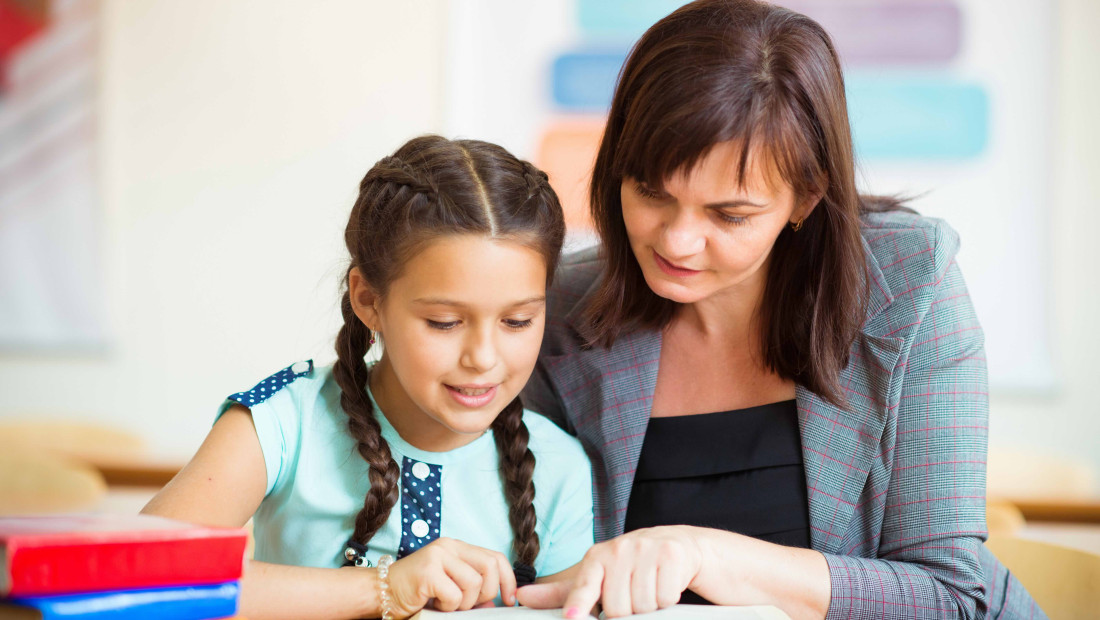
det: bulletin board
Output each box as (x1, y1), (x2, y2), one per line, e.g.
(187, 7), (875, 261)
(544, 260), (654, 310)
(0, 0), (107, 351)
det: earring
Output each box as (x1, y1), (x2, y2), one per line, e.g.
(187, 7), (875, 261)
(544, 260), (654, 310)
(790, 217), (805, 232)
(368, 334), (376, 346)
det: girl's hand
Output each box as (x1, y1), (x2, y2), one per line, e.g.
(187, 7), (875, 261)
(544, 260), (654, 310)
(517, 526), (703, 618)
(386, 537), (518, 618)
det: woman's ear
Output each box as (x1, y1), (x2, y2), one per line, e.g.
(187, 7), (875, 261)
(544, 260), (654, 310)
(348, 267), (381, 332)
(793, 184), (826, 224)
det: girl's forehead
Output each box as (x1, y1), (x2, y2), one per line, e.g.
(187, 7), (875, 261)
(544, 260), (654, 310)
(388, 234), (548, 305)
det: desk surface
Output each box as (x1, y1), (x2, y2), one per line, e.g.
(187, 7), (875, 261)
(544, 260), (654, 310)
(101, 460), (1100, 523)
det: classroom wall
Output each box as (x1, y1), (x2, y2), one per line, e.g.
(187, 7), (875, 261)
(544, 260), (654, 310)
(986, 0), (1100, 477)
(0, 0), (445, 458)
(0, 0), (1096, 476)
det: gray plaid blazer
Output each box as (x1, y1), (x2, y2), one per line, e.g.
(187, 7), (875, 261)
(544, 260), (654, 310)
(523, 211), (1043, 619)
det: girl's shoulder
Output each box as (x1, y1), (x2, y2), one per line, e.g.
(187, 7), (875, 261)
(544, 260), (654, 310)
(223, 360), (335, 414)
(520, 409), (588, 457)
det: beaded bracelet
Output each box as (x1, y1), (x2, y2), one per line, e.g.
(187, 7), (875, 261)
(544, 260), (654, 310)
(377, 554), (395, 620)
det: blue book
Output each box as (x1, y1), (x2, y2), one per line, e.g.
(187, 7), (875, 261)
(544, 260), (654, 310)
(0, 582), (238, 619)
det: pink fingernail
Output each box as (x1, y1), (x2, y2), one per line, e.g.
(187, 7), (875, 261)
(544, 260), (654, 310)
(564, 607), (580, 619)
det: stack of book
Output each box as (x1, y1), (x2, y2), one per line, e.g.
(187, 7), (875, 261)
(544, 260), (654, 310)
(0, 514), (249, 619)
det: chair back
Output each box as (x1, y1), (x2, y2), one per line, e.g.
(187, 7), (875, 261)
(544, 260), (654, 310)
(986, 535), (1100, 619)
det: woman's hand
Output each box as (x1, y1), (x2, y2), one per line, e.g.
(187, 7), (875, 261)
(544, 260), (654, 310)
(386, 537), (517, 618)
(519, 526), (831, 620)
(518, 525), (703, 618)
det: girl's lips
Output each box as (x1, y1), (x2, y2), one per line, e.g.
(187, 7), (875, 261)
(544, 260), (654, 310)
(653, 250), (703, 277)
(445, 384), (498, 408)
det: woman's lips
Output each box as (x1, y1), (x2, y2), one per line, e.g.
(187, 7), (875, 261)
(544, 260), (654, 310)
(653, 250), (703, 277)
(445, 384), (498, 408)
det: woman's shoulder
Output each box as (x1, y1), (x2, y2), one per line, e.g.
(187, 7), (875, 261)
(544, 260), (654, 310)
(859, 209), (963, 302)
(542, 245), (605, 345)
(550, 244), (604, 304)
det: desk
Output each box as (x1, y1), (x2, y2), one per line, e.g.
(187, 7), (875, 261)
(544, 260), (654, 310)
(1008, 497), (1100, 524)
(96, 460), (183, 487)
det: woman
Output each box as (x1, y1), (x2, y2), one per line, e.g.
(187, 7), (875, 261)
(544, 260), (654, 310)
(519, 1), (1042, 618)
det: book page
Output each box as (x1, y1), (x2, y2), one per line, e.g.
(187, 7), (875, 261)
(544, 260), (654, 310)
(412, 604), (790, 620)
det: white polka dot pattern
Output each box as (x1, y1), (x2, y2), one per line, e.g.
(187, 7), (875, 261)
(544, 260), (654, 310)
(228, 360), (314, 408)
(398, 456), (442, 558)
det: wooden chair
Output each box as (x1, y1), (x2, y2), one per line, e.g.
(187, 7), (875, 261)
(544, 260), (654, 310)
(0, 449), (107, 515)
(0, 419), (147, 466)
(986, 499), (1027, 537)
(988, 446), (1096, 500)
(986, 535), (1100, 619)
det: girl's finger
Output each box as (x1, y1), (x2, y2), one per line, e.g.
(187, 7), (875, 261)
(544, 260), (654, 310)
(472, 551), (501, 606)
(428, 572), (464, 614)
(496, 551), (518, 607)
(452, 544), (515, 607)
(516, 580), (570, 609)
(442, 555), (485, 611)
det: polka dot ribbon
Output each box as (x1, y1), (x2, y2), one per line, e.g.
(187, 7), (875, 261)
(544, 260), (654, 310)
(228, 360), (312, 407)
(398, 456), (441, 558)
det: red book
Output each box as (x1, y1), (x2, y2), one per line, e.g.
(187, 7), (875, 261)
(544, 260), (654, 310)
(0, 514), (248, 597)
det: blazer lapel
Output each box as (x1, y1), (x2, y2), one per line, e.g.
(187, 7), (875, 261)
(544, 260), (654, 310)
(542, 326), (661, 542)
(799, 237), (904, 554)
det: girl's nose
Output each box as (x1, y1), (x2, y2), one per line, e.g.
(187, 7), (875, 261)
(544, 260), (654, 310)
(460, 327), (498, 373)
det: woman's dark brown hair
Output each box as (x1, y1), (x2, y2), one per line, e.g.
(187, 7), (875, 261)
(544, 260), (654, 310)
(334, 135), (565, 571)
(585, 0), (897, 405)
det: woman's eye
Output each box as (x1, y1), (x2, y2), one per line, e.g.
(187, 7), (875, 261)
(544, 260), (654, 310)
(427, 319), (460, 330)
(717, 212), (748, 226)
(503, 318), (534, 330)
(633, 182), (664, 200)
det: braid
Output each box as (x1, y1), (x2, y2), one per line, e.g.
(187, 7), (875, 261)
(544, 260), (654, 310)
(366, 155), (440, 201)
(520, 160), (550, 202)
(332, 285), (401, 551)
(491, 397), (539, 569)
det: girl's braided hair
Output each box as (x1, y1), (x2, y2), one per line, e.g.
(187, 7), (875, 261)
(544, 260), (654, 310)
(334, 135), (565, 573)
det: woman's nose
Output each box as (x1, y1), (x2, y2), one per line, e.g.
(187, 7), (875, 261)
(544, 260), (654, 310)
(661, 208), (706, 258)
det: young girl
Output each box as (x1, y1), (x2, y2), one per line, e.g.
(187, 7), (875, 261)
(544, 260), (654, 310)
(142, 135), (594, 620)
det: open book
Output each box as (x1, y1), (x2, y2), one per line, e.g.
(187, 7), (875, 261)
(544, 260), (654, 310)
(412, 605), (791, 620)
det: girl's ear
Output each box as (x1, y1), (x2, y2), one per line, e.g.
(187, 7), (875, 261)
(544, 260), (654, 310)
(348, 268), (382, 332)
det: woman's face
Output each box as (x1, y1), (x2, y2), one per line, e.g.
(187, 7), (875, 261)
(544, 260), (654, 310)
(620, 140), (810, 307)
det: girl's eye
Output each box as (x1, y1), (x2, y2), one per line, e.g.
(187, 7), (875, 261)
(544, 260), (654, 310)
(503, 318), (534, 330)
(427, 319), (460, 330)
(633, 182), (664, 200)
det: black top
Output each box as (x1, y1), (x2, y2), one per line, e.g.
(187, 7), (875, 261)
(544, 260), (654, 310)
(623, 400), (811, 605)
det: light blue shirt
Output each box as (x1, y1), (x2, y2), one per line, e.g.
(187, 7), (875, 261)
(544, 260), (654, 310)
(216, 361), (594, 577)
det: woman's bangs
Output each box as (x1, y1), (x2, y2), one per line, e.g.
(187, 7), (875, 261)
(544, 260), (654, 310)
(613, 96), (818, 195)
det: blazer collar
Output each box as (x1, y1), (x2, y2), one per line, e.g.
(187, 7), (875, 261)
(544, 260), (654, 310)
(556, 240), (902, 547)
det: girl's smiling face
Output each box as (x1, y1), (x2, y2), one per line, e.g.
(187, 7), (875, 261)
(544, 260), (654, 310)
(351, 234), (547, 452)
